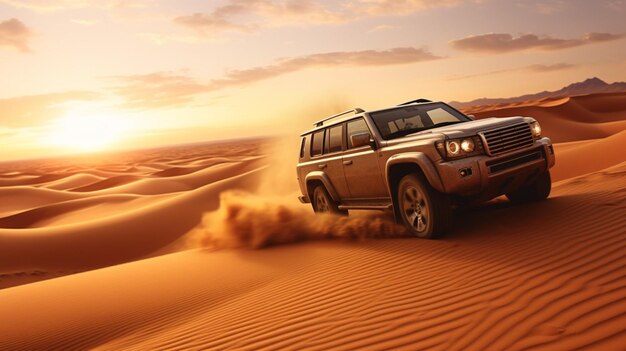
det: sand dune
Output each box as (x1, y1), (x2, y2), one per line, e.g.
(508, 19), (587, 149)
(0, 140), (266, 288)
(0, 96), (624, 350)
(552, 130), (626, 181)
(465, 92), (626, 143)
(42, 173), (105, 191)
(0, 167), (264, 278)
(0, 162), (624, 350)
(0, 193), (165, 228)
(0, 186), (84, 217)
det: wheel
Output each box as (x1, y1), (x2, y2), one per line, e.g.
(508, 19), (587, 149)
(506, 171), (551, 203)
(312, 185), (347, 215)
(397, 174), (451, 239)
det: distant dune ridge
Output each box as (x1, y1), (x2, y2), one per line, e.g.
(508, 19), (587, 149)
(0, 89), (625, 350)
(450, 77), (626, 109)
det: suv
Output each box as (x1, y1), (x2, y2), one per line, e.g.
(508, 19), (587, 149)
(296, 99), (555, 238)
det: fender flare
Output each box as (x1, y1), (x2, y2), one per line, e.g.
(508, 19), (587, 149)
(385, 152), (445, 193)
(304, 171), (340, 202)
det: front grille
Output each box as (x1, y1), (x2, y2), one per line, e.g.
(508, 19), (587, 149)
(480, 123), (533, 156)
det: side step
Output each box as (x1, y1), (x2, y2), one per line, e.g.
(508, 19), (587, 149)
(338, 203), (393, 211)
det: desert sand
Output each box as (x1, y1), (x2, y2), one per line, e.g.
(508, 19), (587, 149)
(0, 93), (625, 350)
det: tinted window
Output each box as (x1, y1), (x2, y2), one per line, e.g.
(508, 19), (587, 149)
(324, 129), (330, 154)
(386, 114), (424, 134)
(311, 130), (324, 156)
(370, 103), (468, 140)
(425, 107), (459, 124)
(299, 136), (306, 158)
(303, 134), (311, 158)
(328, 125), (343, 153)
(347, 118), (370, 149)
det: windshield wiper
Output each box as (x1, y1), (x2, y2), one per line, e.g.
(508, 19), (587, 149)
(429, 121), (465, 128)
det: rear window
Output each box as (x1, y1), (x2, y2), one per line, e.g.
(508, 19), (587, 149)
(311, 130), (324, 157)
(299, 137), (306, 158)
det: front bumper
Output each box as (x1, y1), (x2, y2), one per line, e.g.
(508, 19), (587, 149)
(298, 195), (310, 204)
(436, 137), (555, 198)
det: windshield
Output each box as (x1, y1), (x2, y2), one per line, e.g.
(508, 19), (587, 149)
(371, 103), (470, 140)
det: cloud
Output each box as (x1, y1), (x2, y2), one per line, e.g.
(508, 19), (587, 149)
(450, 32), (624, 53)
(0, 18), (33, 52)
(350, 0), (464, 16)
(106, 72), (208, 109)
(368, 24), (394, 33)
(0, 91), (100, 127)
(137, 32), (206, 45)
(70, 19), (97, 26)
(526, 62), (575, 72)
(605, 0), (626, 11)
(0, 0), (153, 11)
(211, 47), (441, 89)
(173, 0), (345, 35)
(109, 47), (440, 108)
(515, 0), (566, 15)
(174, 0), (469, 35)
(447, 62), (575, 80)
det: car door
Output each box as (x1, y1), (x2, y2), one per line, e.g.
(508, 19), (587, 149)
(342, 118), (388, 199)
(307, 127), (350, 199)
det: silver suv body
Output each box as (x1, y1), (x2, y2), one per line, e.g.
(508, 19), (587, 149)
(296, 99), (556, 238)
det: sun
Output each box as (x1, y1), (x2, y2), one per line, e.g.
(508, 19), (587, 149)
(48, 113), (131, 152)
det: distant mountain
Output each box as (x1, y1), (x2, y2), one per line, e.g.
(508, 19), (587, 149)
(450, 77), (626, 109)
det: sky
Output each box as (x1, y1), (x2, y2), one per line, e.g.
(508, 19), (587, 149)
(1, 0), (625, 160)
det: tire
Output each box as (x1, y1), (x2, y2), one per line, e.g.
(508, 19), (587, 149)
(506, 171), (552, 203)
(397, 174), (452, 239)
(312, 185), (347, 215)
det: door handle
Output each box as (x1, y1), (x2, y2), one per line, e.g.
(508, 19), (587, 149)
(318, 164), (327, 169)
(343, 160), (353, 165)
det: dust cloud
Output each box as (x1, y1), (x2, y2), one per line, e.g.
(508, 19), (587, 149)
(188, 101), (407, 249)
(188, 191), (407, 249)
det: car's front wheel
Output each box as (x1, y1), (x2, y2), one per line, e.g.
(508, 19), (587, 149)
(506, 171), (552, 203)
(312, 185), (347, 215)
(397, 174), (451, 239)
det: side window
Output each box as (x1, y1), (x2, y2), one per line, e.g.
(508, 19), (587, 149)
(299, 137), (306, 159)
(303, 134), (311, 158)
(311, 130), (324, 157)
(324, 128), (330, 154)
(328, 125), (343, 153)
(346, 118), (371, 149)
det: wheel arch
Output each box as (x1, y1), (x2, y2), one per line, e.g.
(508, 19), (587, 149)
(304, 171), (340, 202)
(385, 153), (444, 222)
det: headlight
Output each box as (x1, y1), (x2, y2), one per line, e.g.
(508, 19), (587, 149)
(460, 138), (475, 152)
(446, 140), (461, 156)
(531, 121), (541, 138)
(437, 136), (483, 159)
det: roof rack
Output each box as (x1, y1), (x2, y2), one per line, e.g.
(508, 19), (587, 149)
(397, 98), (432, 106)
(314, 108), (365, 127)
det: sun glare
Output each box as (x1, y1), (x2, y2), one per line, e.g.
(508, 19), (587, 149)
(48, 113), (131, 152)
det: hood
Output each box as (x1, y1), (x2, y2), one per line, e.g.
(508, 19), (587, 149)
(406, 116), (530, 139)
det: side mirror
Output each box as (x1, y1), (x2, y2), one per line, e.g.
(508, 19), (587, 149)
(350, 132), (374, 148)
(467, 114), (476, 120)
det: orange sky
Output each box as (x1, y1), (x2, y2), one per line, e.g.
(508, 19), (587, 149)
(1, 0), (625, 160)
